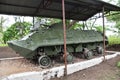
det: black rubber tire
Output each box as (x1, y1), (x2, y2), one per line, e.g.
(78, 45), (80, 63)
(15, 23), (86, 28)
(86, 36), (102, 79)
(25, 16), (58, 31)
(38, 55), (51, 68)
(57, 52), (73, 63)
(84, 51), (93, 59)
(96, 46), (103, 54)
(66, 53), (73, 62)
(83, 48), (93, 59)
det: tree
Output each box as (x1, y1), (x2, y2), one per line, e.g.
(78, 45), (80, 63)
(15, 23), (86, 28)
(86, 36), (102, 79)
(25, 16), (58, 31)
(35, 17), (104, 31)
(35, 17), (84, 29)
(107, 12), (120, 34)
(3, 21), (32, 43)
(106, 0), (120, 34)
(0, 16), (7, 44)
(35, 17), (61, 25)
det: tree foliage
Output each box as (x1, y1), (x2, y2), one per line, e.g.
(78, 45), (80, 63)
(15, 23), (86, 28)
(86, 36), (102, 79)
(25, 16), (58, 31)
(3, 22), (32, 43)
(35, 17), (61, 25)
(106, 0), (120, 34)
(69, 22), (83, 30)
(0, 16), (7, 44)
(107, 12), (120, 34)
(35, 17), (84, 30)
(94, 25), (103, 33)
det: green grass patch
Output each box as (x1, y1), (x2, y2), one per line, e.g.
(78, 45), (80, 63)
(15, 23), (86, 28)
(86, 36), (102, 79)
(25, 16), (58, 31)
(108, 35), (120, 46)
(0, 44), (8, 47)
(117, 61), (120, 68)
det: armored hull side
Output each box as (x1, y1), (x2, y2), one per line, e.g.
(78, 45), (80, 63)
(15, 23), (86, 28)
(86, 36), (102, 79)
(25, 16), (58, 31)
(8, 40), (35, 58)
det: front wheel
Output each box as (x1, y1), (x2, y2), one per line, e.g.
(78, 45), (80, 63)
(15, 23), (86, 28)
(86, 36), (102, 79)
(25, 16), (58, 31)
(38, 55), (51, 68)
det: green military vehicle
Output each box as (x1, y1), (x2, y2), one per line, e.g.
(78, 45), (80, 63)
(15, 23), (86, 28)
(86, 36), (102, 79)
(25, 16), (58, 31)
(8, 22), (108, 68)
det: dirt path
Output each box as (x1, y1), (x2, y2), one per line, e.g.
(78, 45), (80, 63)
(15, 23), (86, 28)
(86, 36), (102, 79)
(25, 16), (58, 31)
(0, 59), (42, 77)
(107, 44), (120, 51)
(51, 56), (120, 80)
(0, 47), (20, 58)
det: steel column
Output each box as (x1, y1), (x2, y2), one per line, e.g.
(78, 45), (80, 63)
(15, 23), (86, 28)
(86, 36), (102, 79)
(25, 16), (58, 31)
(102, 7), (106, 60)
(62, 0), (67, 76)
(33, 17), (35, 28)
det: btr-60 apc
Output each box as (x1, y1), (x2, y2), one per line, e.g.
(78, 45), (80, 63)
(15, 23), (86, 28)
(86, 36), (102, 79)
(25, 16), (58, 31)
(8, 22), (108, 68)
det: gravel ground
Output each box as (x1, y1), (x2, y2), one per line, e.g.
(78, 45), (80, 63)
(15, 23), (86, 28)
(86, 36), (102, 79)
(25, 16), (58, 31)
(0, 57), (86, 77)
(0, 55), (119, 80)
(0, 59), (42, 77)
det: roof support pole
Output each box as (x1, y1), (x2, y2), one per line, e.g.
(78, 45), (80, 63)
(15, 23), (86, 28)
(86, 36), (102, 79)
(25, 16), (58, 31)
(33, 17), (35, 28)
(102, 6), (106, 60)
(62, 0), (67, 76)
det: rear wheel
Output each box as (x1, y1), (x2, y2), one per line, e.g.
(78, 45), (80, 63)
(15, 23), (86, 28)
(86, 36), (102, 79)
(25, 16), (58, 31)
(66, 53), (73, 62)
(58, 52), (73, 62)
(96, 46), (103, 54)
(85, 51), (93, 59)
(83, 48), (93, 59)
(38, 55), (51, 68)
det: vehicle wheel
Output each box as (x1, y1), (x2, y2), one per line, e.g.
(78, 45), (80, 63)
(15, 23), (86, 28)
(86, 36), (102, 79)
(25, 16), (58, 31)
(96, 46), (103, 54)
(66, 53), (73, 62)
(83, 48), (93, 59)
(38, 55), (51, 68)
(85, 51), (93, 59)
(59, 52), (73, 62)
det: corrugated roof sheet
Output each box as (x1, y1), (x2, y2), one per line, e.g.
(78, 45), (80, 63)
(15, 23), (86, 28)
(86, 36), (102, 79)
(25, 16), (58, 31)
(0, 0), (120, 21)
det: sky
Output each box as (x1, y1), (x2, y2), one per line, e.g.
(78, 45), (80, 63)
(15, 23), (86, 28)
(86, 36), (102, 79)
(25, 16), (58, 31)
(0, 15), (33, 29)
(0, 0), (119, 36)
(102, 0), (117, 5)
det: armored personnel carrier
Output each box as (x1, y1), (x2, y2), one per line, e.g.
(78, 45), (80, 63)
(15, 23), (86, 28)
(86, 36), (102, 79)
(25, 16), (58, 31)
(8, 22), (108, 68)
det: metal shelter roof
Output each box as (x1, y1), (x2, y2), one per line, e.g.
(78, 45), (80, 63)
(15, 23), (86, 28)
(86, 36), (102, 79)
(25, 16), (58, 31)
(0, 0), (120, 21)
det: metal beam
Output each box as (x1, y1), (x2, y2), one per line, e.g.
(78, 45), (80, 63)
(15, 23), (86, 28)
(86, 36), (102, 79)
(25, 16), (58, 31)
(0, 2), (36, 9)
(38, 7), (90, 16)
(53, 0), (102, 11)
(34, 0), (53, 15)
(33, 0), (44, 15)
(0, 2), (89, 18)
(62, 0), (67, 76)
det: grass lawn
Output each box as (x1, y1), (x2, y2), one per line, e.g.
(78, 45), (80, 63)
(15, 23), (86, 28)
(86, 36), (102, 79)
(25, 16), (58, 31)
(0, 44), (8, 47)
(108, 35), (120, 46)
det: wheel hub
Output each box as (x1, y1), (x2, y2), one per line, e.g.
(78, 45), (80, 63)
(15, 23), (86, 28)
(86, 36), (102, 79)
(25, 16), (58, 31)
(38, 55), (51, 68)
